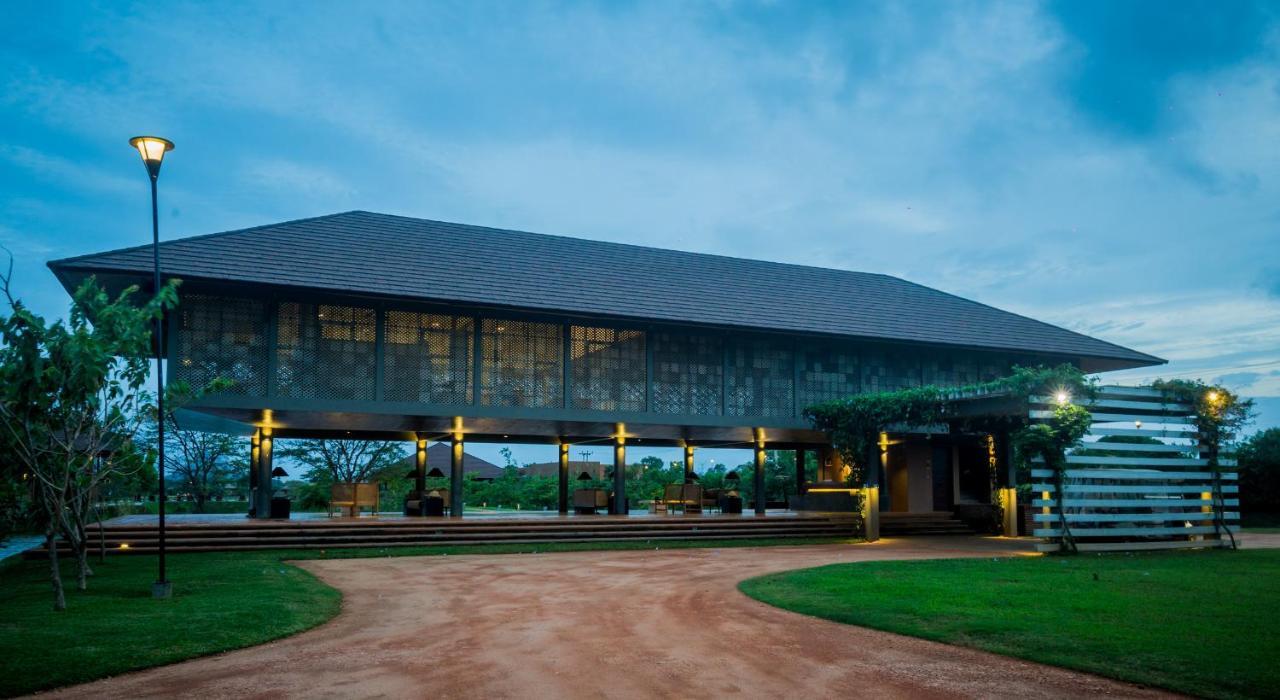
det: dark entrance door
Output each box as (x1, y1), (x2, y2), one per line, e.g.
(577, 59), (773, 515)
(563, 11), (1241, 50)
(931, 444), (953, 511)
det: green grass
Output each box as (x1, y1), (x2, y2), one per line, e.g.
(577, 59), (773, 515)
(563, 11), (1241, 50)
(0, 552), (340, 698)
(739, 549), (1280, 700)
(0, 536), (853, 696)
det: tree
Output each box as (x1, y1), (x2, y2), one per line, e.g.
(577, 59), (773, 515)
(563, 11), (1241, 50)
(0, 258), (178, 609)
(732, 451), (799, 506)
(142, 380), (240, 513)
(277, 439), (408, 484)
(1239, 428), (1280, 519)
(278, 439), (409, 513)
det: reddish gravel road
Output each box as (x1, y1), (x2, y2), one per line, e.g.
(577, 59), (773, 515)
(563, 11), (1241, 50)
(44, 536), (1197, 699)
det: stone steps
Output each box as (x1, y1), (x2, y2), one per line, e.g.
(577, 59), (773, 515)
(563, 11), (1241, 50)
(880, 512), (975, 536)
(24, 515), (859, 557)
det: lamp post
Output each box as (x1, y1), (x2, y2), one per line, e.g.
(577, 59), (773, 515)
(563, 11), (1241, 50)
(129, 135), (174, 600)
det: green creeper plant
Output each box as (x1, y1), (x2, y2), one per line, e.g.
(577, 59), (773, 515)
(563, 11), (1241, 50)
(1012, 402), (1092, 552)
(1152, 379), (1254, 549)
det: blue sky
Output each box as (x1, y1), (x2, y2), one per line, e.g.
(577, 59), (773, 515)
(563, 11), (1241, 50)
(3, 1), (1279, 467)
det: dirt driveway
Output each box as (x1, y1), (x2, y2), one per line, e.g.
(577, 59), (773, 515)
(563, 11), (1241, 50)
(47, 536), (1184, 699)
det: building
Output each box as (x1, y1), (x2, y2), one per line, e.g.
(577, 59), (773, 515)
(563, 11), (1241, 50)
(392, 443), (504, 482)
(49, 211), (1163, 522)
(523, 460), (609, 481)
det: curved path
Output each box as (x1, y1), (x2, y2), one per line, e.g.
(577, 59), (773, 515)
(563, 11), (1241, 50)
(47, 536), (1182, 699)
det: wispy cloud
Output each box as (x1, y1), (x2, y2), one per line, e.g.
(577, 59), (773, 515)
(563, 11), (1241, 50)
(2, 1), (1279, 441)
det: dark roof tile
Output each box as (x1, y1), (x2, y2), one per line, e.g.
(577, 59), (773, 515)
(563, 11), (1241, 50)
(48, 210), (1162, 367)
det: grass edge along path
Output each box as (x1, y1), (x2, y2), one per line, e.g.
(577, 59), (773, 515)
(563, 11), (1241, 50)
(739, 549), (1280, 700)
(0, 536), (856, 697)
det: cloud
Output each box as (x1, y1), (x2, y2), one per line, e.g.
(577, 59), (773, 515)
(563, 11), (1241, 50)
(1216, 372), (1263, 389)
(2, 1), (1280, 438)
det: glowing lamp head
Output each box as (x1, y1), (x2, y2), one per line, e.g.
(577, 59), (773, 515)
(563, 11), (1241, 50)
(1054, 391), (1070, 406)
(1134, 420), (1143, 429)
(1206, 391), (1220, 404)
(128, 135), (174, 179)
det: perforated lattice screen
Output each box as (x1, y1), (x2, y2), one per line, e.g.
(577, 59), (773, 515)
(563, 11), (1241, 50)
(651, 331), (722, 415)
(480, 319), (563, 408)
(883, 351), (922, 391)
(922, 352), (980, 387)
(571, 326), (646, 412)
(276, 302), (376, 400)
(174, 294), (268, 396)
(798, 346), (859, 407)
(384, 311), (474, 404)
(726, 338), (794, 417)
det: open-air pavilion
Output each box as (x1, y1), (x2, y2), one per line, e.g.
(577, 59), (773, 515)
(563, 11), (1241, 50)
(47, 211), (1164, 548)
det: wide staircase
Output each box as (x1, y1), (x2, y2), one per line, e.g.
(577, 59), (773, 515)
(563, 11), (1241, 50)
(880, 512), (974, 537)
(25, 514), (860, 557)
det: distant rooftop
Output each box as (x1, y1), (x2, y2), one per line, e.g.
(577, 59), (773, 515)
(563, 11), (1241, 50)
(48, 210), (1162, 370)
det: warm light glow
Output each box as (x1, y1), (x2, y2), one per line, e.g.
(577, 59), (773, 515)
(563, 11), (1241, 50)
(1054, 390), (1070, 405)
(129, 135), (173, 163)
(119, 543), (130, 550)
(1207, 391), (1220, 403)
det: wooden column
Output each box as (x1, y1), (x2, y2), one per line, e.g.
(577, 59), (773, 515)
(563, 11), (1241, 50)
(683, 444), (695, 483)
(613, 424), (627, 515)
(558, 442), (570, 515)
(254, 428), (274, 520)
(754, 429), (767, 515)
(414, 437), (427, 495)
(450, 419), (464, 518)
(794, 448), (806, 495)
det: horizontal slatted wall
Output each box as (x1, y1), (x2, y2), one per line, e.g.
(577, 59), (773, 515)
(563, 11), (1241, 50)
(1030, 385), (1238, 553)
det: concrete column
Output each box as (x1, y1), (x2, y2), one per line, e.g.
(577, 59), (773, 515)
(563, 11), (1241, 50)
(558, 442), (569, 514)
(254, 428), (274, 520)
(861, 485), (881, 541)
(994, 431), (1018, 536)
(248, 432), (260, 518)
(613, 424), (627, 515)
(863, 439), (882, 540)
(414, 438), (427, 496)
(450, 421), (464, 518)
(683, 444), (695, 483)
(754, 429), (767, 515)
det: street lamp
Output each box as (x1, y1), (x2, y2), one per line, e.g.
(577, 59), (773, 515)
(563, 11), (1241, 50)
(129, 135), (174, 600)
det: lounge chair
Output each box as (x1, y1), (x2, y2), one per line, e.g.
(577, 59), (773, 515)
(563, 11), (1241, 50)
(658, 483), (684, 514)
(329, 482), (380, 517)
(681, 483), (703, 514)
(573, 488), (608, 514)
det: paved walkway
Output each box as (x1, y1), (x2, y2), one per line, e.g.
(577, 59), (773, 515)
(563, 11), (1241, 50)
(0, 535), (42, 562)
(45, 536), (1190, 699)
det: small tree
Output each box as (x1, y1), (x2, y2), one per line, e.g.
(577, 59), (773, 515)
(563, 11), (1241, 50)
(278, 439), (407, 486)
(1239, 427), (1280, 523)
(144, 380), (240, 513)
(0, 258), (178, 609)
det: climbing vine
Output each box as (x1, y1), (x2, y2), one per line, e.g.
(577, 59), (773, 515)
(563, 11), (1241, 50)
(804, 364), (1096, 479)
(1152, 379), (1254, 550)
(1011, 402), (1092, 552)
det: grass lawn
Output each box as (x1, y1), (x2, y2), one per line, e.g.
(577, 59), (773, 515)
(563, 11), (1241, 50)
(0, 536), (854, 696)
(739, 549), (1280, 700)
